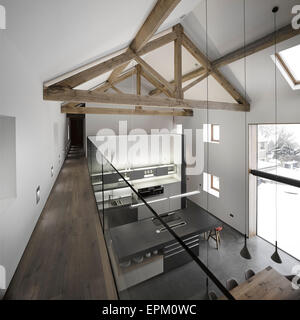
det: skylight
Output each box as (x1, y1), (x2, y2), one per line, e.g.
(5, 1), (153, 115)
(275, 44), (300, 90)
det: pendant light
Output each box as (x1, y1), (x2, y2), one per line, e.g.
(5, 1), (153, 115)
(240, 0), (252, 260)
(271, 6), (282, 264)
(271, 241), (282, 264)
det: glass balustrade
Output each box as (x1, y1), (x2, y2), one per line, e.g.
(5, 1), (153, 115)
(87, 136), (233, 300)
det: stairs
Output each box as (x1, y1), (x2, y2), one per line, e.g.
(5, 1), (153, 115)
(67, 145), (84, 159)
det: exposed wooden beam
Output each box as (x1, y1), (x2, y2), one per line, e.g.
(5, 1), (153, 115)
(61, 105), (193, 117)
(139, 31), (177, 56)
(46, 31), (177, 90)
(44, 87), (249, 112)
(111, 85), (123, 94)
(136, 64), (142, 110)
(94, 68), (136, 93)
(131, 0), (181, 52)
(182, 33), (211, 69)
(174, 24), (183, 99)
(140, 68), (173, 98)
(182, 33), (249, 106)
(212, 24), (300, 69)
(50, 50), (135, 89)
(108, 0), (181, 82)
(183, 73), (210, 92)
(149, 67), (207, 96)
(134, 54), (175, 95)
(94, 32), (177, 93)
(62, 102), (83, 108)
(211, 69), (248, 105)
(150, 23), (300, 98)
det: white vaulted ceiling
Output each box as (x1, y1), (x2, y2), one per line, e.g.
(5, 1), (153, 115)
(6, 0), (299, 103)
(81, 0), (300, 104)
(4, 0), (202, 84)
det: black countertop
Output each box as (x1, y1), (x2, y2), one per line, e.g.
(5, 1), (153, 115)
(109, 202), (221, 263)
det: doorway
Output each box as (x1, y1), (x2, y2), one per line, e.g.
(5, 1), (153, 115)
(67, 114), (85, 159)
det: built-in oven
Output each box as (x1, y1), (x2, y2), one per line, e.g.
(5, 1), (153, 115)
(138, 185), (164, 198)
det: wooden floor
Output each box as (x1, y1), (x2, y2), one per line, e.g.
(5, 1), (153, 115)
(5, 157), (118, 300)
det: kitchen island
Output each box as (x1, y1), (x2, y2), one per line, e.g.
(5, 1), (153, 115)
(107, 201), (221, 291)
(110, 201), (220, 263)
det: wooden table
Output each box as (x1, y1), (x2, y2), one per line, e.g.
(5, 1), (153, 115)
(221, 266), (300, 300)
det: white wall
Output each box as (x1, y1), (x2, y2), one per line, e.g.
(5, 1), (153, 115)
(0, 1), (68, 298)
(0, 0), (203, 297)
(86, 112), (174, 137)
(176, 34), (300, 234)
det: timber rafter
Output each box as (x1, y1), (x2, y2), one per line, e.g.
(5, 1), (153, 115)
(43, 1), (300, 116)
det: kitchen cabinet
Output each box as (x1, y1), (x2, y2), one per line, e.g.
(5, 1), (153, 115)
(138, 182), (181, 220)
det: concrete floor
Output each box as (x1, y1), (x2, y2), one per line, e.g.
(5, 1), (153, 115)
(119, 224), (299, 300)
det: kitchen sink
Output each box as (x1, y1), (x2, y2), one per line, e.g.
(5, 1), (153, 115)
(109, 196), (138, 208)
(111, 199), (123, 207)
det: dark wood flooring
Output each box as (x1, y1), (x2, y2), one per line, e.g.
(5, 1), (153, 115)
(4, 157), (117, 300)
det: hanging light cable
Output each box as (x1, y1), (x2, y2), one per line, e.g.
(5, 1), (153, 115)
(271, 6), (282, 264)
(240, 0), (252, 260)
(205, 0), (210, 297)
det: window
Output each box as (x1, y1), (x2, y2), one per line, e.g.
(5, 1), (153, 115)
(252, 124), (300, 260)
(211, 124), (220, 142)
(211, 175), (220, 192)
(274, 44), (300, 90)
(203, 172), (220, 198)
(176, 124), (183, 135)
(257, 124), (300, 175)
(203, 124), (220, 143)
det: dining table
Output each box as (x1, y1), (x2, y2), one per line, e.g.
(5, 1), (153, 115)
(220, 266), (300, 300)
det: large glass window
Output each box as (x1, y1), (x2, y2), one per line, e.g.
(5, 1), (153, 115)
(256, 124), (300, 260)
(257, 124), (300, 176)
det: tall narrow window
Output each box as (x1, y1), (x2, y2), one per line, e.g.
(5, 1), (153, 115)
(211, 175), (220, 192)
(211, 124), (220, 143)
(203, 172), (220, 198)
(253, 124), (300, 260)
(203, 124), (220, 143)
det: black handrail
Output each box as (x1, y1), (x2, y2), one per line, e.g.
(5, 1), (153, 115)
(250, 169), (300, 188)
(97, 147), (235, 300)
